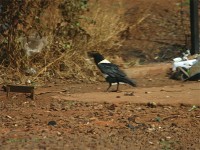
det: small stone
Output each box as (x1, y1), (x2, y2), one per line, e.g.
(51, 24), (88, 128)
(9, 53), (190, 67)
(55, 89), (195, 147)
(150, 124), (155, 128)
(89, 117), (97, 121)
(160, 138), (165, 142)
(6, 115), (12, 119)
(149, 141), (153, 145)
(57, 131), (62, 136)
(147, 127), (155, 132)
(48, 121), (57, 126)
(166, 136), (171, 139)
(171, 123), (177, 127)
(26, 79), (31, 84)
(135, 107), (142, 111)
(147, 102), (157, 108)
(108, 104), (117, 110)
(145, 91), (151, 94)
(124, 92), (134, 96)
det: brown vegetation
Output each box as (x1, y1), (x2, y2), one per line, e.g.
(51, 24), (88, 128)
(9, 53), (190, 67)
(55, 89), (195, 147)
(0, 0), (191, 84)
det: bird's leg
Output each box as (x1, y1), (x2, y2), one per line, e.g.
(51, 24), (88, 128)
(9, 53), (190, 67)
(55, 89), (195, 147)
(106, 83), (112, 92)
(112, 82), (120, 92)
(116, 82), (119, 91)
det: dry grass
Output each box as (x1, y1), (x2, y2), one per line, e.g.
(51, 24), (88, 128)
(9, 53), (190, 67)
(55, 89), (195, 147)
(0, 0), (128, 85)
(81, 1), (128, 53)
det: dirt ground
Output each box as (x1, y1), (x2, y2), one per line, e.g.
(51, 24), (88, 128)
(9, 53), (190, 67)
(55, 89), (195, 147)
(0, 0), (200, 149)
(0, 63), (200, 150)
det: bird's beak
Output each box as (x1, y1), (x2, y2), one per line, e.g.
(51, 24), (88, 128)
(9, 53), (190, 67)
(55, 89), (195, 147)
(87, 51), (98, 57)
(87, 51), (93, 57)
(87, 52), (95, 63)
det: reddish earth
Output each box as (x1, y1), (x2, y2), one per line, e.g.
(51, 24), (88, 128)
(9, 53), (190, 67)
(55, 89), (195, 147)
(0, 0), (200, 149)
(0, 63), (200, 149)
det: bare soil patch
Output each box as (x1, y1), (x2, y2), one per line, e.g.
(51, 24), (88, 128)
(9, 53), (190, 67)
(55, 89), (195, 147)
(0, 63), (200, 150)
(0, 0), (200, 149)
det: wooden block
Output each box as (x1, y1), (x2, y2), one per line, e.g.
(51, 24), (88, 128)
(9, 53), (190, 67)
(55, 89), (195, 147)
(6, 85), (35, 100)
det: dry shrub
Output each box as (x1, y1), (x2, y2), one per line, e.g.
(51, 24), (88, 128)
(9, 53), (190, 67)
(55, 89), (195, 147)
(0, 0), (128, 84)
(81, 0), (128, 54)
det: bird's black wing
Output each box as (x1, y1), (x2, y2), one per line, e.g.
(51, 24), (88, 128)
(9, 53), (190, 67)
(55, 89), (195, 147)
(98, 63), (127, 78)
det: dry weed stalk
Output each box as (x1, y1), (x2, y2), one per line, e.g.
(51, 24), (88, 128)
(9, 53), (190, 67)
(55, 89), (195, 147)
(81, 2), (127, 53)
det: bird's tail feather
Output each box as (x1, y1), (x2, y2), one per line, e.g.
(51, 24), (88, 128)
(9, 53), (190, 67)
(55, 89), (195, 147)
(120, 77), (137, 87)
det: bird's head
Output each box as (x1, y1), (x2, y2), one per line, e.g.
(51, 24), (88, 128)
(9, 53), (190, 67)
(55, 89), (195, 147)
(87, 51), (101, 57)
(87, 51), (105, 64)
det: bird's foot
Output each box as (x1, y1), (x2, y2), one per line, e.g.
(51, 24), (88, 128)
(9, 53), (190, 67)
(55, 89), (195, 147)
(104, 89), (117, 92)
(105, 89), (121, 92)
(111, 90), (121, 93)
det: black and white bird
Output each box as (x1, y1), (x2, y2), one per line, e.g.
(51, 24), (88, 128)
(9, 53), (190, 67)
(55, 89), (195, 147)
(88, 51), (137, 92)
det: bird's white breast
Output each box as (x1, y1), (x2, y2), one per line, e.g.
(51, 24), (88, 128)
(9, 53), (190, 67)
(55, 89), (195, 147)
(111, 82), (125, 85)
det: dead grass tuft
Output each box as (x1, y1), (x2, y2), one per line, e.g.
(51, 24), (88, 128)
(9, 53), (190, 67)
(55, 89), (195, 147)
(0, 0), (128, 85)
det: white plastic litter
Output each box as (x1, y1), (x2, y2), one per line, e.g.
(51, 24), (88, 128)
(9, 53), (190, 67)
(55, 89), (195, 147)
(172, 50), (197, 71)
(172, 59), (197, 71)
(173, 57), (182, 62)
(182, 50), (191, 60)
(20, 33), (48, 56)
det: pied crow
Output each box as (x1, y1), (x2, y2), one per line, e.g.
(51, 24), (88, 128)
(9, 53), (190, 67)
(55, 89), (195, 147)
(88, 51), (137, 92)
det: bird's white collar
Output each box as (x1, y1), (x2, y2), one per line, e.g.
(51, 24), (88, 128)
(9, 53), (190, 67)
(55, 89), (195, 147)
(98, 59), (110, 64)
